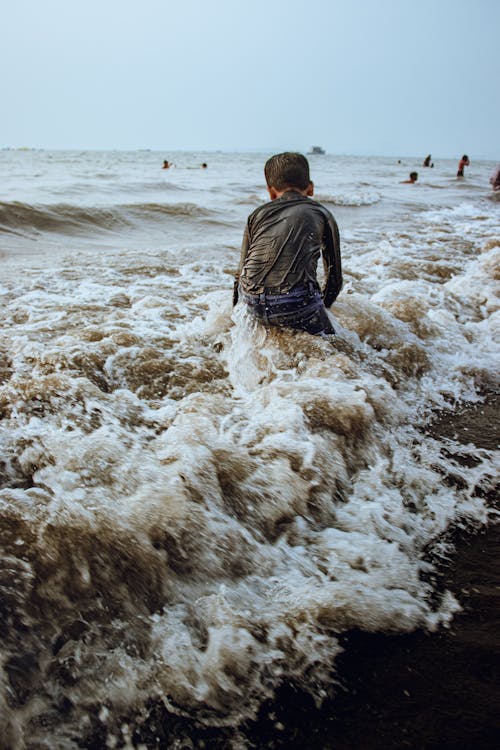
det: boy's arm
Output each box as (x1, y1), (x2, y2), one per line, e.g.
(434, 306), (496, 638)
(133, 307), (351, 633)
(233, 221), (251, 306)
(321, 213), (343, 307)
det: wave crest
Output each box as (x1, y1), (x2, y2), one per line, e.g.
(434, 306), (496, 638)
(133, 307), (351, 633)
(316, 192), (381, 206)
(0, 200), (212, 237)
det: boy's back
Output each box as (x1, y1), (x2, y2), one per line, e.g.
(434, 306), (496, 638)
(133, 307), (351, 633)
(239, 191), (341, 303)
(235, 152), (342, 336)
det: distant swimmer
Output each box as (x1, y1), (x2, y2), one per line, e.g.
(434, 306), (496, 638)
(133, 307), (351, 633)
(162, 160), (171, 169)
(457, 154), (470, 178)
(201, 163), (208, 168)
(423, 154), (432, 167)
(401, 171), (418, 184)
(489, 164), (500, 191)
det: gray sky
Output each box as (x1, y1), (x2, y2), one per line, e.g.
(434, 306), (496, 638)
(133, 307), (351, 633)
(3, 0), (499, 157)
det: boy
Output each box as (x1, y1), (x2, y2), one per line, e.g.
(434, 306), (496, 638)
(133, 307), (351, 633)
(234, 152), (342, 335)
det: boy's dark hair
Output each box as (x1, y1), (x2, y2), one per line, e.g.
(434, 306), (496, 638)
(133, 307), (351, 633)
(410, 171), (418, 180)
(264, 152), (310, 191)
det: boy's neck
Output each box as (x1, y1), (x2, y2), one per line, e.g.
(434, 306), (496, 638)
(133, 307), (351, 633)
(267, 182), (314, 201)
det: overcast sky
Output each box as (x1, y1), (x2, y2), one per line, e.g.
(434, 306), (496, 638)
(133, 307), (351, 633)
(3, 0), (499, 158)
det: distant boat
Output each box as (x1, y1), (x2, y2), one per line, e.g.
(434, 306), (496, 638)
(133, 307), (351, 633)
(308, 146), (325, 155)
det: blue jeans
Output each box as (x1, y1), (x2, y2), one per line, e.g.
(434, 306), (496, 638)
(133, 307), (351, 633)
(241, 283), (335, 335)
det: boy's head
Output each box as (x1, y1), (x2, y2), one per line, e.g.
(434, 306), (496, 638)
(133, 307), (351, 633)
(410, 171), (418, 182)
(264, 153), (313, 197)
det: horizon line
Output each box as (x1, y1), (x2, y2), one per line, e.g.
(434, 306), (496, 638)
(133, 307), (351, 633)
(2, 146), (497, 162)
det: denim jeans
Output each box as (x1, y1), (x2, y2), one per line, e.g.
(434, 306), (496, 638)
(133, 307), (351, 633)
(241, 283), (335, 335)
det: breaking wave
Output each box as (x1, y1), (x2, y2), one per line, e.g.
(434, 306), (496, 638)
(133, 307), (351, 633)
(0, 200), (213, 238)
(315, 192), (381, 206)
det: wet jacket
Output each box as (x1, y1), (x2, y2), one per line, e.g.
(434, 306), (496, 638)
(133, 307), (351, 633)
(237, 191), (342, 307)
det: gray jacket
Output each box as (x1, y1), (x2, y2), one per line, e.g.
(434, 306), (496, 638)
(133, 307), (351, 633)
(237, 190), (342, 307)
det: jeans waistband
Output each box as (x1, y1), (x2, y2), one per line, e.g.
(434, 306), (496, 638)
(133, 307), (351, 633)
(243, 281), (318, 299)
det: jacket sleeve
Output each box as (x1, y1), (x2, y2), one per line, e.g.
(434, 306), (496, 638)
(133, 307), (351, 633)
(233, 220), (250, 306)
(321, 212), (342, 307)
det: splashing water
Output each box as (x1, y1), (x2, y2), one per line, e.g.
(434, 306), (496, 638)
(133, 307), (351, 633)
(0, 150), (498, 748)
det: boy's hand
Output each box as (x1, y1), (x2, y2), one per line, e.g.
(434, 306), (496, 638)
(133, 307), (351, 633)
(323, 290), (335, 308)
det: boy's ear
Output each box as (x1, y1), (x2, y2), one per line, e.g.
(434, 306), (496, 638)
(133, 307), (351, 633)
(267, 186), (279, 200)
(306, 181), (314, 196)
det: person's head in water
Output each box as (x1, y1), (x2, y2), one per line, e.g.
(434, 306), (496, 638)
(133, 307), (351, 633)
(264, 152), (314, 200)
(162, 160), (170, 169)
(201, 162), (207, 168)
(401, 171), (418, 184)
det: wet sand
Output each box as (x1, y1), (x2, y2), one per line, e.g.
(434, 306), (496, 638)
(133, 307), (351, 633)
(247, 524), (500, 750)
(100, 397), (499, 750)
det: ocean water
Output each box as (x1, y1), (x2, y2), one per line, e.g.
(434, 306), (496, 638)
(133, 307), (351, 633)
(0, 150), (499, 749)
